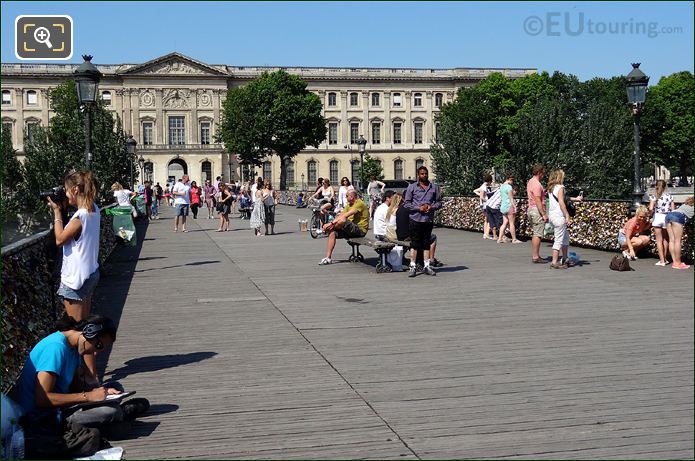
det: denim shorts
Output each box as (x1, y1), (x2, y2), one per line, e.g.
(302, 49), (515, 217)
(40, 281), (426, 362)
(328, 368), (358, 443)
(57, 269), (100, 302)
(175, 204), (190, 216)
(665, 212), (688, 226)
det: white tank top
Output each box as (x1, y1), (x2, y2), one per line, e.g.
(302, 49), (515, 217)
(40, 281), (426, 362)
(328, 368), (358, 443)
(60, 205), (101, 290)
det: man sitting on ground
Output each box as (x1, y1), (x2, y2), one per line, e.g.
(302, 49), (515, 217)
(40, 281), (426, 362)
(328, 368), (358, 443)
(319, 190), (369, 265)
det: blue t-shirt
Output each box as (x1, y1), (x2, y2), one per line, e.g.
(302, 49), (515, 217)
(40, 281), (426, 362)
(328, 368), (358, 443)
(17, 332), (79, 413)
(500, 183), (513, 213)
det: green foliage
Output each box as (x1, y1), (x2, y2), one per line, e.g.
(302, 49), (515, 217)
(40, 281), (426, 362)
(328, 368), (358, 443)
(1, 125), (24, 219)
(433, 70), (679, 199)
(19, 80), (134, 214)
(218, 70), (327, 189)
(642, 71), (695, 183)
(358, 154), (384, 187)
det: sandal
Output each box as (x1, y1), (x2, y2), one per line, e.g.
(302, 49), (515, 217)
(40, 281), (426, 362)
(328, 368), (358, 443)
(511, 239), (523, 244)
(532, 258), (547, 264)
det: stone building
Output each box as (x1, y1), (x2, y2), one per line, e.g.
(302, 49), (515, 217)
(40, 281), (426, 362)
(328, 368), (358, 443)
(1, 52), (535, 188)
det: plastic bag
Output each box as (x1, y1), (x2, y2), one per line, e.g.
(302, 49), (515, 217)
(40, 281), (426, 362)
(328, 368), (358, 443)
(110, 206), (137, 246)
(386, 245), (404, 272)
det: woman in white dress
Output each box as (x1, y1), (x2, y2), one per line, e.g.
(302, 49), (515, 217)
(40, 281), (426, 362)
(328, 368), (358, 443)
(249, 179), (266, 236)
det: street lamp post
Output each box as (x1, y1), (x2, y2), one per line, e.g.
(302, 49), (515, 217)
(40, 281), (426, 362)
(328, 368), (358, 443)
(356, 135), (367, 192)
(625, 63), (650, 213)
(138, 154), (145, 185)
(301, 173), (305, 191)
(126, 135), (137, 189)
(74, 55), (102, 169)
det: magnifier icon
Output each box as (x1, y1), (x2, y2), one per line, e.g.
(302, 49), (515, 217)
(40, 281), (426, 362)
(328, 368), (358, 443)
(33, 27), (53, 49)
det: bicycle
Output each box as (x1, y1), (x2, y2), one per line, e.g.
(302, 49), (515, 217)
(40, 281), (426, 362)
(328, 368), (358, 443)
(308, 198), (336, 239)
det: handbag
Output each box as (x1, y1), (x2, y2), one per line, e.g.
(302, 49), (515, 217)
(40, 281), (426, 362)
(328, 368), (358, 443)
(385, 224), (398, 242)
(609, 254), (634, 271)
(215, 202), (225, 213)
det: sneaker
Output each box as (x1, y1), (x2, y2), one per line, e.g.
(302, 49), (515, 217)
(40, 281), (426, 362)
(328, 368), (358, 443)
(672, 262), (691, 270)
(655, 261), (668, 266)
(408, 265), (417, 277)
(121, 398), (150, 421)
(319, 257), (332, 265)
(431, 258), (444, 268)
(622, 250), (630, 258)
(423, 265), (436, 276)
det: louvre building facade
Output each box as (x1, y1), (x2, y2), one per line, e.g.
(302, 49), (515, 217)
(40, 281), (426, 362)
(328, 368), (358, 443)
(1, 52), (535, 187)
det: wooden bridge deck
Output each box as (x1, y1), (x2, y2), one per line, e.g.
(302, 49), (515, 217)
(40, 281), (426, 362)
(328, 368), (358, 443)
(93, 205), (694, 459)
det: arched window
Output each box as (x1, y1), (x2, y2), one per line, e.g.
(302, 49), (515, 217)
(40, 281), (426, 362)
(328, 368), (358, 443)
(25, 120), (40, 143)
(413, 92), (422, 107)
(263, 161), (272, 182)
(201, 161), (212, 182)
(394, 159), (404, 180)
(144, 162), (154, 182)
(435, 93), (443, 108)
(350, 160), (360, 188)
(2, 120), (13, 143)
(307, 160), (317, 185)
(371, 122), (381, 144)
(2, 90), (11, 105)
(327, 92), (337, 107)
(371, 92), (380, 106)
(415, 159), (424, 177)
(350, 92), (359, 107)
(101, 91), (112, 106)
(329, 160), (339, 184)
(26, 90), (38, 105)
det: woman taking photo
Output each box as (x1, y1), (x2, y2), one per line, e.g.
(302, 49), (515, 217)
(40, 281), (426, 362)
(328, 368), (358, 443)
(47, 170), (101, 381)
(649, 180), (675, 266)
(216, 182), (233, 232)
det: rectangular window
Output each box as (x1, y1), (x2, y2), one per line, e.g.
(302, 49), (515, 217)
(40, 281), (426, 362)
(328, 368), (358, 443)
(394, 160), (404, 180)
(371, 122), (381, 144)
(263, 161), (272, 181)
(351, 161), (360, 187)
(26, 122), (39, 142)
(202, 161), (212, 182)
(27, 91), (38, 105)
(142, 122), (153, 145)
(329, 161), (339, 184)
(328, 122), (338, 145)
(328, 92), (337, 107)
(2, 122), (12, 143)
(308, 161), (317, 185)
(393, 123), (402, 144)
(371, 93), (380, 106)
(2, 91), (11, 105)
(102, 92), (112, 106)
(350, 122), (359, 144)
(200, 122), (211, 145)
(414, 122), (423, 144)
(435, 93), (443, 108)
(413, 93), (422, 107)
(350, 92), (359, 106)
(287, 161), (295, 185)
(168, 116), (185, 145)
(393, 93), (401, 107)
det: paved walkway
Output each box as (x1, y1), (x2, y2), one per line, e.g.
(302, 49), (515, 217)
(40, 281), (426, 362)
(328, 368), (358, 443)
(93, 204), (694, 459)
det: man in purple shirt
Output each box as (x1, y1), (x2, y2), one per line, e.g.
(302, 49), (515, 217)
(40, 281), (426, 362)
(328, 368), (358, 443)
(404, 166), (442, 277)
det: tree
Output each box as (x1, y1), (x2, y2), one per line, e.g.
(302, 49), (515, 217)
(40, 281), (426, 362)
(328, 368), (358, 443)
(358, 154), (384, 188)
(19, 80), (134, 214)
(641, 71), (695, 185)
(218, 71), (327, 190)
(1, 125), (24, 220)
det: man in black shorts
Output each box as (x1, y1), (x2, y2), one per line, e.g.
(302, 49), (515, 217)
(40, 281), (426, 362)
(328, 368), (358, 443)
(318, 190), (369, 265)
(403, 166), (442, 277)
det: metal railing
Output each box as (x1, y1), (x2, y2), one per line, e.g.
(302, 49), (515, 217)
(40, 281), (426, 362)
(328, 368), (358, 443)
(138, 143), (224, 150)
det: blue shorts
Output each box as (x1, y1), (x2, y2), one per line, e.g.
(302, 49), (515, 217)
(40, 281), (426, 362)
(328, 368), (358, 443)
(175, 204), (190, 216)
(58, 269), (100, 302)
(665, 212), (688, 226)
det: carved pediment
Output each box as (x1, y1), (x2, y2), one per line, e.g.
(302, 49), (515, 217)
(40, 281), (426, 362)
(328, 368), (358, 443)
(122, 52), (228, 77)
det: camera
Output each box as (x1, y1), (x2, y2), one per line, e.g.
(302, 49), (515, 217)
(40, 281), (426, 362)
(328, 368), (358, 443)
(40, 185), (67, 203)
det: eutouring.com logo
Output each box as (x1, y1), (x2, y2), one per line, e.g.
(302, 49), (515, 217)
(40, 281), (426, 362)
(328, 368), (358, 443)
(523, 12), (684, 38)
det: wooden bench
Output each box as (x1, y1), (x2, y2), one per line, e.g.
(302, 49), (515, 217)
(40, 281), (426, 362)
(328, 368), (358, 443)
(347, 237), (396, 273)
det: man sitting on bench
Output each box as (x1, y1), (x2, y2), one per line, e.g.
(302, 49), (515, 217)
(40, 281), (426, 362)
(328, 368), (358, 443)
(318, 190), (369, 265)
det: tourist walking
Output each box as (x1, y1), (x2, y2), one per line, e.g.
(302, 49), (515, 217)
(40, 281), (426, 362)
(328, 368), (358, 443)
(216, 183), (233, 231)
(155, 182), (163, 206)
(649, 180), (675, 266)
(547, 169), (582, 268)
(262, 180), (277, 235)
(367, 176), (386, 219)
(497, 173), (521, 244)
(474, 173), (494, 239)
(204, 179), (217, 219)
(47, 170), (101, 380)
(403, 166), (442, 277)
(172, 175), (191, 232)
(190, 181), (202, 219)
(665, 196), (693, 269)
(143, 181), (154, 220)
(526, 164), (548, 263)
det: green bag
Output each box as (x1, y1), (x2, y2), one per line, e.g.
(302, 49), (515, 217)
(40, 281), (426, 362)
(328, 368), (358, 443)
(109, 206), (137, 246)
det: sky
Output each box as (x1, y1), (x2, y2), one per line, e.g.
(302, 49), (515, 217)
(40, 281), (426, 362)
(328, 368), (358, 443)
(1, 1), (693, 83)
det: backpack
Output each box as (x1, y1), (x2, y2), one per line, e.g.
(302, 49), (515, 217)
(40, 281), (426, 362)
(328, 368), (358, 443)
(552, 188), (576, 218)
(21, 411), (107, 459)
(609, 254), (634, 271)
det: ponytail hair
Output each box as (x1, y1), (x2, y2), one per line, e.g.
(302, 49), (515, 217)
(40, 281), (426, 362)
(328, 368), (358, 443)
(65, 170), (98, 212)
(56, 313), (117, 342)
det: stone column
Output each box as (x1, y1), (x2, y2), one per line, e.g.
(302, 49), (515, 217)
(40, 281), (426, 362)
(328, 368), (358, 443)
(190, 90), (198, 144)
(155, 89), (164, 144)
(212, 89), (221, 133)
(404, 91), (412, 144)
(340, 91), (348, 144)
(317, 90), (326, 148)
(40, 89), (49, 125)
(425, 91), (433, 144)
(383, 92), (391, 144)
(118, 89), (130, 134)
(14, 89), (24, 148)
(362, 91), (369, 142)
(131, 90), (140, 141)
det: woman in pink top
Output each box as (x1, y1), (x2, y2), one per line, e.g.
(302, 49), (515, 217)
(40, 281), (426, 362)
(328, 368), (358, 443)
(190, 181), (202, 219)
(618, 206), (651, 260)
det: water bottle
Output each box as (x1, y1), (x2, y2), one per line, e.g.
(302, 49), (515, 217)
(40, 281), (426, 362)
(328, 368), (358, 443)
(569, 251), (578, 263)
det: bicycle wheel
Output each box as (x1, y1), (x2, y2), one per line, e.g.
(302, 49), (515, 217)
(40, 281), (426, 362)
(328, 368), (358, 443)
(309, 213), (321, 239)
